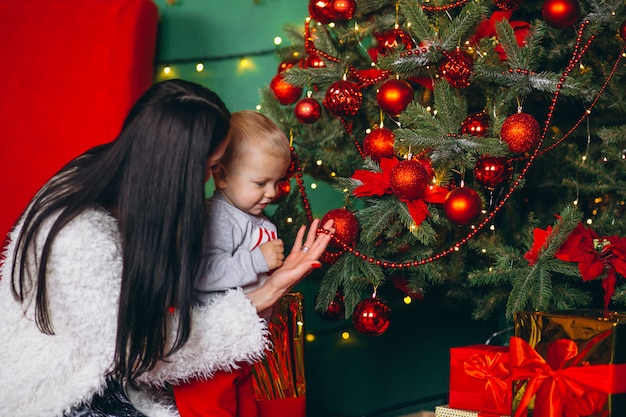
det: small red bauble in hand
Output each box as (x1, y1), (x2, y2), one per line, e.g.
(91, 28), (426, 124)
(352, 296), (392, 336)
(322, 208), (359, 248)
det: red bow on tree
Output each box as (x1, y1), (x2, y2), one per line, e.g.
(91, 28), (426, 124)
(351, 157), (448, 226)
(471, 11), (531, 61)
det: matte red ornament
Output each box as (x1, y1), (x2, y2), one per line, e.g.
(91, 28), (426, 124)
(443, 187), (482, 225)
(331, 0), (356, 21)
(321, 208), (359, 248)
(323, 80), (362, 117)
(500, 112), (540, 154)
(363, 127), (395, 162)
(541, 0), (581, 29)
(620, 20), (626, 42)
(375, 28), (416, 56)
(438, 49), (474, 88)
(352, 297), (392, 336)
(294, 97), (322, 124)
(474, 156), (512, 190)
(376, 79), (414, 116)
(309, 0), (334, 24)
(461, 112), (489, 137)
(270, 73), (303, 105)
(494, 0), (524, 10)
(389, 159), (430, 201)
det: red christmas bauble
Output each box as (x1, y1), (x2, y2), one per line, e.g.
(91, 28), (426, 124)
(273, 180), (291, 203)
(494, 0), (524, 10)
(294, 97), (322, 124)
(331, 0), (356, 21)
(620, 20), (626, 42)
(323, 80), (362, 117)
(375, 28), (416, 56)
(500, 112), (540, 154)
(270, 73), (303, 105)
(389, 159), (430, 201)
(376, 79), (414, 116)
(443, 187), (482, 225)
(541, 0), (581, 29)
(319, 291), (345, 321)
(363, 127), (395, 162)
(278, 60), (296, 73)
(461, 112), (489, 137)
(352, 297), (392, 336)
(474, 156), (512, 189)
(438, 49), (474, 88)
(302, 54), (326, 69)
(309, 0), (334, 24)
(322, 208), (359, 248)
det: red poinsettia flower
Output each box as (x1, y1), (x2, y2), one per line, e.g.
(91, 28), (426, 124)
(555, 223), (626, 310)
(523, 224), (554, 266)
(471, 11), (531, 61)
(351, 157), (447, 226)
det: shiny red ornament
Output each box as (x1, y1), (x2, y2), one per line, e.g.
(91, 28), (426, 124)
(376, 79), (414, 116)
(309, 0), (334, 24)
(443, 187), (482, 225)
(494, 0), (524, 10)
(620, 20), (626, 42)
(302, 54), (326, 69)
(323, 80), (362, 117)
(541, 0), (581, 29)
(363, 127), (395, 162)
(352, 297), (391, 336)
(294, 97), (322, 124)
(270, 73), (303, 105)
(474, 156), (511, 190)
(322, 208), (359, 248)
(320, 291), (345, 321)
(278, 60), (296, 73)
(389, 159), (430, 201)
(500, 112), (540, 154)
(273, 180), (291, 202)
(461, 112), (489, 137)
(439, 49), (474, 88)
(331, 0), (356, 21)
(375, 28), (416, 56)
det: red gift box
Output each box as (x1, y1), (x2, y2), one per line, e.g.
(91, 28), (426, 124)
(449, 344), (512, 415)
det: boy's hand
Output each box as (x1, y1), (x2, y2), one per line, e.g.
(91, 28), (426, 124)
(260, 239), (285, 270)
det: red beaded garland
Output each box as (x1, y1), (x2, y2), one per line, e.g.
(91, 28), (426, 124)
(323, 80), (362, 117)
(376, 79), (414, 116)
(443, 187), (482, 225)
(494, 0), (524, 10)
(541, 0), (581, 29)
(500, 112), (541, 154)
(362, 127), (395, 162)
(270, 73), (303, 105)
(389, 159), (430, 201)
(352, 297), (392, 336)
(294, 97), (322, 124)
(322, 208), (359, 248)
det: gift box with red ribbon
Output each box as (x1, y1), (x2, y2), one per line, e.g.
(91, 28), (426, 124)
(448, 344), (512, 415)
(511, 310), (626, 417)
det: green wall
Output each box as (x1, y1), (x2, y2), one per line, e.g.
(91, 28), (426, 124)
(153, 1), (500, 415)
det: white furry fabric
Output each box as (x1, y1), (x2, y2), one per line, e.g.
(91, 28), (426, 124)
(0, 207), (269, 417)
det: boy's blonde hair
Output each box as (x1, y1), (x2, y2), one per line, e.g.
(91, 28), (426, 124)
(220, 110), (291, 168)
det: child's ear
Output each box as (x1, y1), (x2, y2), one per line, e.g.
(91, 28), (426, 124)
(212, 164), (228, 190)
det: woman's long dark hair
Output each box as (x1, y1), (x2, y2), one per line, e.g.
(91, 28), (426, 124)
(9, 79), (231, 384)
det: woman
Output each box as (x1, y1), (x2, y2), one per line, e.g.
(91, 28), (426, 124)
(0, 79), (333, 417)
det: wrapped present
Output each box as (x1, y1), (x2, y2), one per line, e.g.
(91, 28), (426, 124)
(511, 310), (626, 417)
(435, 405), (509, 417)
(449, 344), (511, 415)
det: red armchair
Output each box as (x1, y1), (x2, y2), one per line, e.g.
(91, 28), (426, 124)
(0, 0), (158, 242)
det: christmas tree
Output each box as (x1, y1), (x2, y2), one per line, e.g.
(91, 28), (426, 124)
(259, 0), (626, 333)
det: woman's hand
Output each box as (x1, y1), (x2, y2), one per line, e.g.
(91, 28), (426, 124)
(246, 218), (334, 313)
